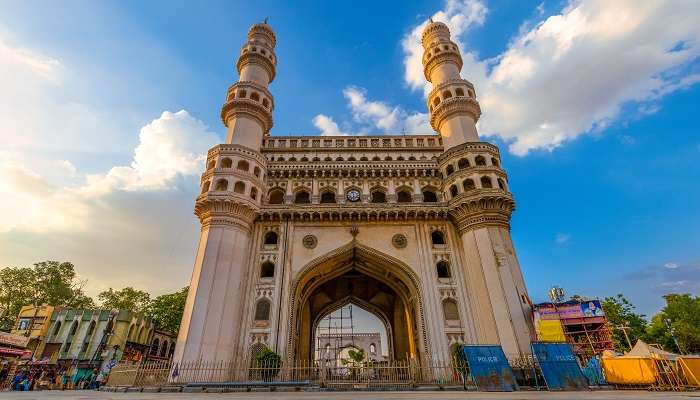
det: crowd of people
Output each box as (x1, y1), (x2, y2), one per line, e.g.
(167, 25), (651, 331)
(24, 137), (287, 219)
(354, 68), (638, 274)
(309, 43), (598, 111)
(4, 366), (104, 391)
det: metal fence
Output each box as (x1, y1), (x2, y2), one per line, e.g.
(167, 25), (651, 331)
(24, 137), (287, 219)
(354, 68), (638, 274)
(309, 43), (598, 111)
(106, 358), (470, 390)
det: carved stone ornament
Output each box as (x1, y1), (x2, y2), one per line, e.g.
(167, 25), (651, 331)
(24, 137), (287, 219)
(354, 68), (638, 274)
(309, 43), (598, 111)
(392, 234), (408, 249)
(302, 235), (317, 249)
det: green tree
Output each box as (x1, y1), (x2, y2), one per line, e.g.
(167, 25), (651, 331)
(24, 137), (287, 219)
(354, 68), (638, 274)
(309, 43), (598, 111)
(147, 287), (188, 334)
(601, 294), (648, 351)
(646, 294), (700, 353)
(254, 346), (281, 380)
(98, 287), (151, 313)
(0, 261), (94, 330)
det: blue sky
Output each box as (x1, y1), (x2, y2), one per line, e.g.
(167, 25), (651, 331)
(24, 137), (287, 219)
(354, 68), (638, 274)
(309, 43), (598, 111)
(0, 0), (699, 319)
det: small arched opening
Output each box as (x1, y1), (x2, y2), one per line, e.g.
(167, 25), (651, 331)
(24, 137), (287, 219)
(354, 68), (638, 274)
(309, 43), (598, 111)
(264, 231), (278, 245)
(268, 189), (285, 204)
(431, 231), (446, 245)
(480, 176), (493, 189)
(436, 261), (451, 279)
(294, 191), (311, 204)
(260, 261), (275, 278)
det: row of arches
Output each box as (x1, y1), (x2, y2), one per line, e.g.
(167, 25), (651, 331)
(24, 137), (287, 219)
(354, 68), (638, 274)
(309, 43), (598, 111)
(207, 157), (262, 178)
(430, 85), (475, 111)
(127, 323), (153, 344)
(268, 155), (434, 162)
(267, 187), (441, 205)
(150, 337), (175, 359)
(447, 175), (506, 198)
(202, 178), (260, 201)
(444, 155), (498, 177)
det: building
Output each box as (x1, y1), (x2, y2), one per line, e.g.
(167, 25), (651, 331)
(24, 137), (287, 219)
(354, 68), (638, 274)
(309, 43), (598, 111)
(11, 305), (55, 361)
(316, 333), (385, 366)
(43, 309), (154, 377)
(533, 299), (614, 361)
(147, 329), (176, 361)
(174, 21), (534, 369)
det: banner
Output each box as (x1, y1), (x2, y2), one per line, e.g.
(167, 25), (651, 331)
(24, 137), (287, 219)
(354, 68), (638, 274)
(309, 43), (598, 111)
(535, 319), (566, 342)
(461, 345), (518, 391)
(0, 331), (30, 348)
(531, 342), (588, 390)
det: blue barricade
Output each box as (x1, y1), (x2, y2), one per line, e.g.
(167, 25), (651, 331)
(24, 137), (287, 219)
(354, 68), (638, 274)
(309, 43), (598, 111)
(461, 345), (518, 391)
(531, 342), (589, 390)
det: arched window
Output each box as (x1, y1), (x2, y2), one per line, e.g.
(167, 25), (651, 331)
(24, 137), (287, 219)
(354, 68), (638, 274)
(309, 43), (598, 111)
(491, 157), (499, 167)
(254, 299), (271, 321)
(360, 157), (368, 161)
(458, 158), (469, 169)
(370, 343), (376, 354)
(313, 157), (320, 161)
(137, 326), (144, 343)
(201, 181), (211, 194)
(455, 88), (465, 96)
(151, 338), (160, 355)
(481, 176), (493, 188)
(215, 179), (228, 191)
(372, 156), (381, 161)
(497, 178), (506, 190)
(397, 156), (405, 161)
(325, 343), (331, 354)
(220, 158), (232, 168)
(422, 190), (438, 203)
(260, 261), (275, 278)
(207, 160), (215, 170)
(443, 299), (460, 320)
(348, 157), (356, 161)
(463, 179), (476, 191)
(238, 90), (247, 98)
(336, 157), (344, 161)
(433, 97), (441, 107)
(52, 321), (62, 337)
(262, 98), (269, 108)
(437, 261), (451, 278)
(397, 190), (412, 203)
(237, 160), (249, 171)
(294, 191), (311, 204)
(450, 185), (458, 197)
(324, 157), (332, 161)
(86, 321), (96, 337)
(250, 187), (257, 200)
(431, 231), (446, 245)
(253, 167), (260, 177)
(160, 341), (169, 357)
(127, 324), (135, 341)
(384, 156), (392, 161)
(264, 231), (278, 245)
(446, 165), (454, 175)
(300, 157), (308, 162)
(250, 92), (260, 102)
(277, 157), (285, 161)
(370, 190), (386, 203)
(268, 189), (285, 204)
(320, 191), (336, 204)
(442, 90), (452, 99)
(234, 181), (245, 194)
(289, 157), (297, 162)
(475, 155), (486, 166)
(408, 156), (416, 161)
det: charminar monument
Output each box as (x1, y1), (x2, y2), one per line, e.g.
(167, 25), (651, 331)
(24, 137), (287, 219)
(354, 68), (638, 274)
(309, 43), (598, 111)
(173, 20), (535, 367)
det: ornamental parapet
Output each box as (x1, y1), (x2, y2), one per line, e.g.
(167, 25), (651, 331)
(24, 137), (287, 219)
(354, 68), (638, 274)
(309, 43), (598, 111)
(258, 203), (449, 222)
(438, 142), (499, 163)
(194, 192), (259, 230)
(429, 96), (482, 131)
(423, 48), (463, 82)
(220, 97), (274, 134)
(225, 81), (274, 111)
(206, 144), (268, 166)
(236, 49), (276, 83)
(248, 23), (276, 47)
(421, 21), (451, 46)
(427, 79), (475, 101)
(448, 190), (515, 233)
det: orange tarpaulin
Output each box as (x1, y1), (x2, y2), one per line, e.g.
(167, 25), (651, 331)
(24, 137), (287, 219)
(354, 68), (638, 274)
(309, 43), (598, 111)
(679, 357), (700, 387)
(601, 357), (657, 385)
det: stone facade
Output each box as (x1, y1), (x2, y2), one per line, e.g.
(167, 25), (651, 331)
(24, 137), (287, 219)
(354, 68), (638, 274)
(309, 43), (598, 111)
(316, 333), (384, 365)
(174, 21), (535, 368)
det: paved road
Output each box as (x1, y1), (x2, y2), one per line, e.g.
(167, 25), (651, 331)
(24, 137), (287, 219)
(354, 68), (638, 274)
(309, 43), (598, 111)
(0, 391), (699, 400)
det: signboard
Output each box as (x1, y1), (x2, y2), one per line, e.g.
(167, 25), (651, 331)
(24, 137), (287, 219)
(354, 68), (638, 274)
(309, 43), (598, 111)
(531, 342), (588, 390)
(533, 300), (605, 321)
(0, 331), (30, 348)
(461, 345), (518, 391)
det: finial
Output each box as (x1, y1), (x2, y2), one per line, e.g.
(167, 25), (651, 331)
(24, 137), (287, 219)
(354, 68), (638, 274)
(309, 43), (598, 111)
(264, 17), (269, 24)
(429, 17), (434, 23)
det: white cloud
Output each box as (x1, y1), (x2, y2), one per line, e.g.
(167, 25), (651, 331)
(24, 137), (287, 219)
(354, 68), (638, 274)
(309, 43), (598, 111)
(555, 232), (571, 244)
(402, 0), (700, 155)
(312, 86), (433, 135)
(664, 262), (680, 269)
(312, 114), (343, 136)
(81, 110), (217, 194)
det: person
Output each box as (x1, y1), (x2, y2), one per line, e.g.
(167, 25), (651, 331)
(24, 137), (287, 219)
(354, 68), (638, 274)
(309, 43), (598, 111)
(61, 369), (71, 390)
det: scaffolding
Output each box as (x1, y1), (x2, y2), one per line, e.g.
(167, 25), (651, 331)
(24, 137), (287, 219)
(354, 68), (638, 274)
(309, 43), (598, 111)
(315, 304), (357, 367)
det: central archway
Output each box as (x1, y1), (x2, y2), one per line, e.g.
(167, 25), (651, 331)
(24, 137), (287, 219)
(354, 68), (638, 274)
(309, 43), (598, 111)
(286, 242), (428, 364)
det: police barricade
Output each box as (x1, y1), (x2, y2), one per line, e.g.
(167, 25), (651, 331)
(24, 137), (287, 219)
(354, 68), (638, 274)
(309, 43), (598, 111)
(531, 342), (589, 390)
(461, 345), (518, 391)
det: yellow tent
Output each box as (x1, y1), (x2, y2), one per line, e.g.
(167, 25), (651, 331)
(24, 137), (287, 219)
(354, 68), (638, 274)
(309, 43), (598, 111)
(678, 357), (700, 388)
(601, 340), (675, 385)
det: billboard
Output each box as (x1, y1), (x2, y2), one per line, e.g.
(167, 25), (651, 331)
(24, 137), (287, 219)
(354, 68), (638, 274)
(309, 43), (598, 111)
(533, 300), (605, 321)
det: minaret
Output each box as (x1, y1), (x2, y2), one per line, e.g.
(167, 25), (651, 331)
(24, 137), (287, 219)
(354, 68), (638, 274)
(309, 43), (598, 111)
(173, 22), (276, 364)
(422, 21), (534, 357)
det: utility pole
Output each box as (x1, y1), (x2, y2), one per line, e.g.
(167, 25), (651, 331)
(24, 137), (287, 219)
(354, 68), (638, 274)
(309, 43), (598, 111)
(664, 318), (684, 354)
(615, 323), (633, 350)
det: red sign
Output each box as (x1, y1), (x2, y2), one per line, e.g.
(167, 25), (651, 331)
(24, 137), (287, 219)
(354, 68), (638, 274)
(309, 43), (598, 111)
(0, 346), (31, 357)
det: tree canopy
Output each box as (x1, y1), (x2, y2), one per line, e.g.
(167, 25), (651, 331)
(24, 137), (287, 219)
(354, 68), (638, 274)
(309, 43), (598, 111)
(0, 261), (94, 330)
(98, 286), (151, 313)
(601, 294), (648, 352)
(146, 287), (188, 335)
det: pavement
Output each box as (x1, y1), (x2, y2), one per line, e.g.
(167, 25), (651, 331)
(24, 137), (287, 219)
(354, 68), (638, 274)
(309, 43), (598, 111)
(0, 391), (699, 400)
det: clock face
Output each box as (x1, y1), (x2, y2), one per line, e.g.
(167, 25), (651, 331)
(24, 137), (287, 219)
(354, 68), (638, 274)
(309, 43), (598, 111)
(346, 189), (361, 202)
